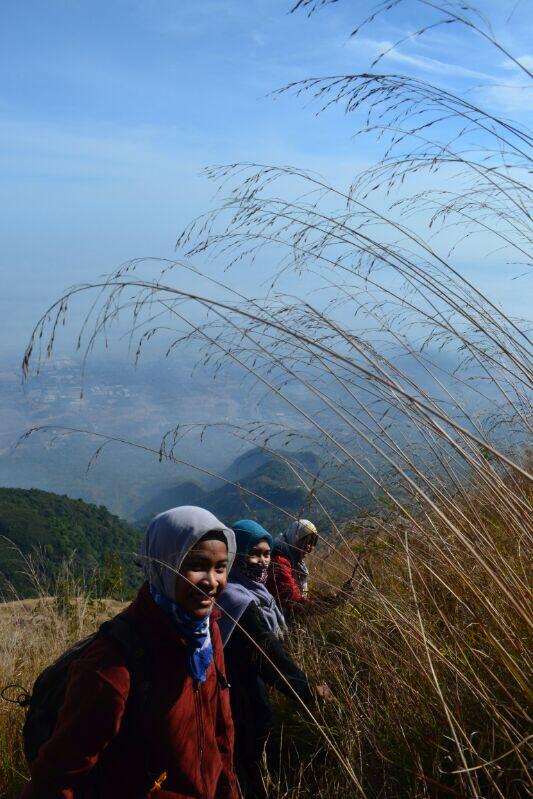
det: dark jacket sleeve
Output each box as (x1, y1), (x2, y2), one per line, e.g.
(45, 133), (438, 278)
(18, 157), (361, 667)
(239, 601), (312, 704)
(211, 621), (239, 799)
(19, 639), (130, 799)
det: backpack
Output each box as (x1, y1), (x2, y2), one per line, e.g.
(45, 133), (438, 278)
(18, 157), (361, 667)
(21, 614), (151, 767)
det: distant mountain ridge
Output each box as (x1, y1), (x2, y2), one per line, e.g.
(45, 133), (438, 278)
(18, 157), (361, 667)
(134, 447), (370, 530)
(0, 447), (372, 600)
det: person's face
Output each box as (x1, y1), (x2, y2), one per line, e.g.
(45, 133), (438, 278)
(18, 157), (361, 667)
(296, 533), (317, 556)
(247, 539), (271, 566)
(174, 538), (229, 618)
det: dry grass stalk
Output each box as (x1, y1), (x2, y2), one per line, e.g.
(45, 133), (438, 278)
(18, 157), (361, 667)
(6, 1), (532, 796)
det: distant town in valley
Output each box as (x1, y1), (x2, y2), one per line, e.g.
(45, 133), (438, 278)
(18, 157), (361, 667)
(0, 352), (343, 521)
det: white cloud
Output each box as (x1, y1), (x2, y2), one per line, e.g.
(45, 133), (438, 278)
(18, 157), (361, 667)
(252, 31), (266, 47)
(347, 36), (533, 115)
(351, 37), (495, 82)
(500, 54), (533, 72)
(476, 84), (533, 113)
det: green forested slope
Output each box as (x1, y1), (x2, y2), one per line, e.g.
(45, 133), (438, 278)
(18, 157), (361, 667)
(0, 488), (142, 598)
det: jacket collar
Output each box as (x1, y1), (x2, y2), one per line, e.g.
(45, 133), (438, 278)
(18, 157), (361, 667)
(123, 582), (221, 646)
(273, 538), (299, 568)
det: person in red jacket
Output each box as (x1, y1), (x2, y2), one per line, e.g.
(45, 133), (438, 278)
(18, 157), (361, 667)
(266, 519), (318, 615)
(20, 505), (239, 799)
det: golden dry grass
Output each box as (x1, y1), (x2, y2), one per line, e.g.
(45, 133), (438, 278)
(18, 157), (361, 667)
(0, 595), (125, 798)
(274, 480), (533, 798)
(0, 475), (530, 798)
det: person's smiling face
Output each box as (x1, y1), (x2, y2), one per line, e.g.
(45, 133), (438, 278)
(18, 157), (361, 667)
(296, 533), (318, 556)
(247, 539), (271, 566)
(174, 537), (229, 618)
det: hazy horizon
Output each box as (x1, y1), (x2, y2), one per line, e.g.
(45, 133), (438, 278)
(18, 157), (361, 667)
(0, 0), (530, 516)
(2, 0), (531, 356)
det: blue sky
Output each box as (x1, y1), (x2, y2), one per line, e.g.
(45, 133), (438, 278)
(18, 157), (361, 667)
(1, 0), (531, 354)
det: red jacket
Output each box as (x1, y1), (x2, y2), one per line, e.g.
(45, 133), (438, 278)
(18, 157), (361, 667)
(266, 552), (308, 611)
(20, 584), (238, 799)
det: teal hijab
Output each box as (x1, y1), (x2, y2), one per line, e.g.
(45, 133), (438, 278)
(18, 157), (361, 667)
(232, 519), (273, 554)
(218, 519), (285, 646)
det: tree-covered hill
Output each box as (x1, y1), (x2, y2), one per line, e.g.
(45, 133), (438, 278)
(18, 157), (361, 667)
(135, 447), (372, 531)
(0, 488), (142, 598)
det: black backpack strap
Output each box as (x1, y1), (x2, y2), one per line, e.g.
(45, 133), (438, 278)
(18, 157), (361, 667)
(214, 664), (231, 690)
(95, 616), (162, 796)
(98, 616), (146, 662)
(97, 615), (152, 701)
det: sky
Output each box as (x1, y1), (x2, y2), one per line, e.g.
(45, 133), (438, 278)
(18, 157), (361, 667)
(1, 0), (531, 356)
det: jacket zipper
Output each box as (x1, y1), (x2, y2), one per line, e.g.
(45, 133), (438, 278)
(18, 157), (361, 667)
(194, 680), (208, 798)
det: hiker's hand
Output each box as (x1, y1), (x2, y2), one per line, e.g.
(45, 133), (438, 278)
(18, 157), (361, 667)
(336, 577), (355, 602)
(341, 577), (355, 592)
(315, 683), (334, 702)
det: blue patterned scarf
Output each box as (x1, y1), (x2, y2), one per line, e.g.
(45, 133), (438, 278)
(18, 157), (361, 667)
(151, 588), (214, 683)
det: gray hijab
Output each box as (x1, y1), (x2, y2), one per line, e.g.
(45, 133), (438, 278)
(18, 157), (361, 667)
(140, 505), (236, 599)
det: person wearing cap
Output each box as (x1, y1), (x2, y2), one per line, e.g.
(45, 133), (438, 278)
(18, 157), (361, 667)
(266, 519), (319, 615)
(20, 505), (239, 799)
(217, 520), (322, 798)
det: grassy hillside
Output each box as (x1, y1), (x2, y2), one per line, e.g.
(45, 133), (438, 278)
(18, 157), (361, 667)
(0, 593), (126, 798)
(0, 469), (530, 798)
(0, 488), (142, 599)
